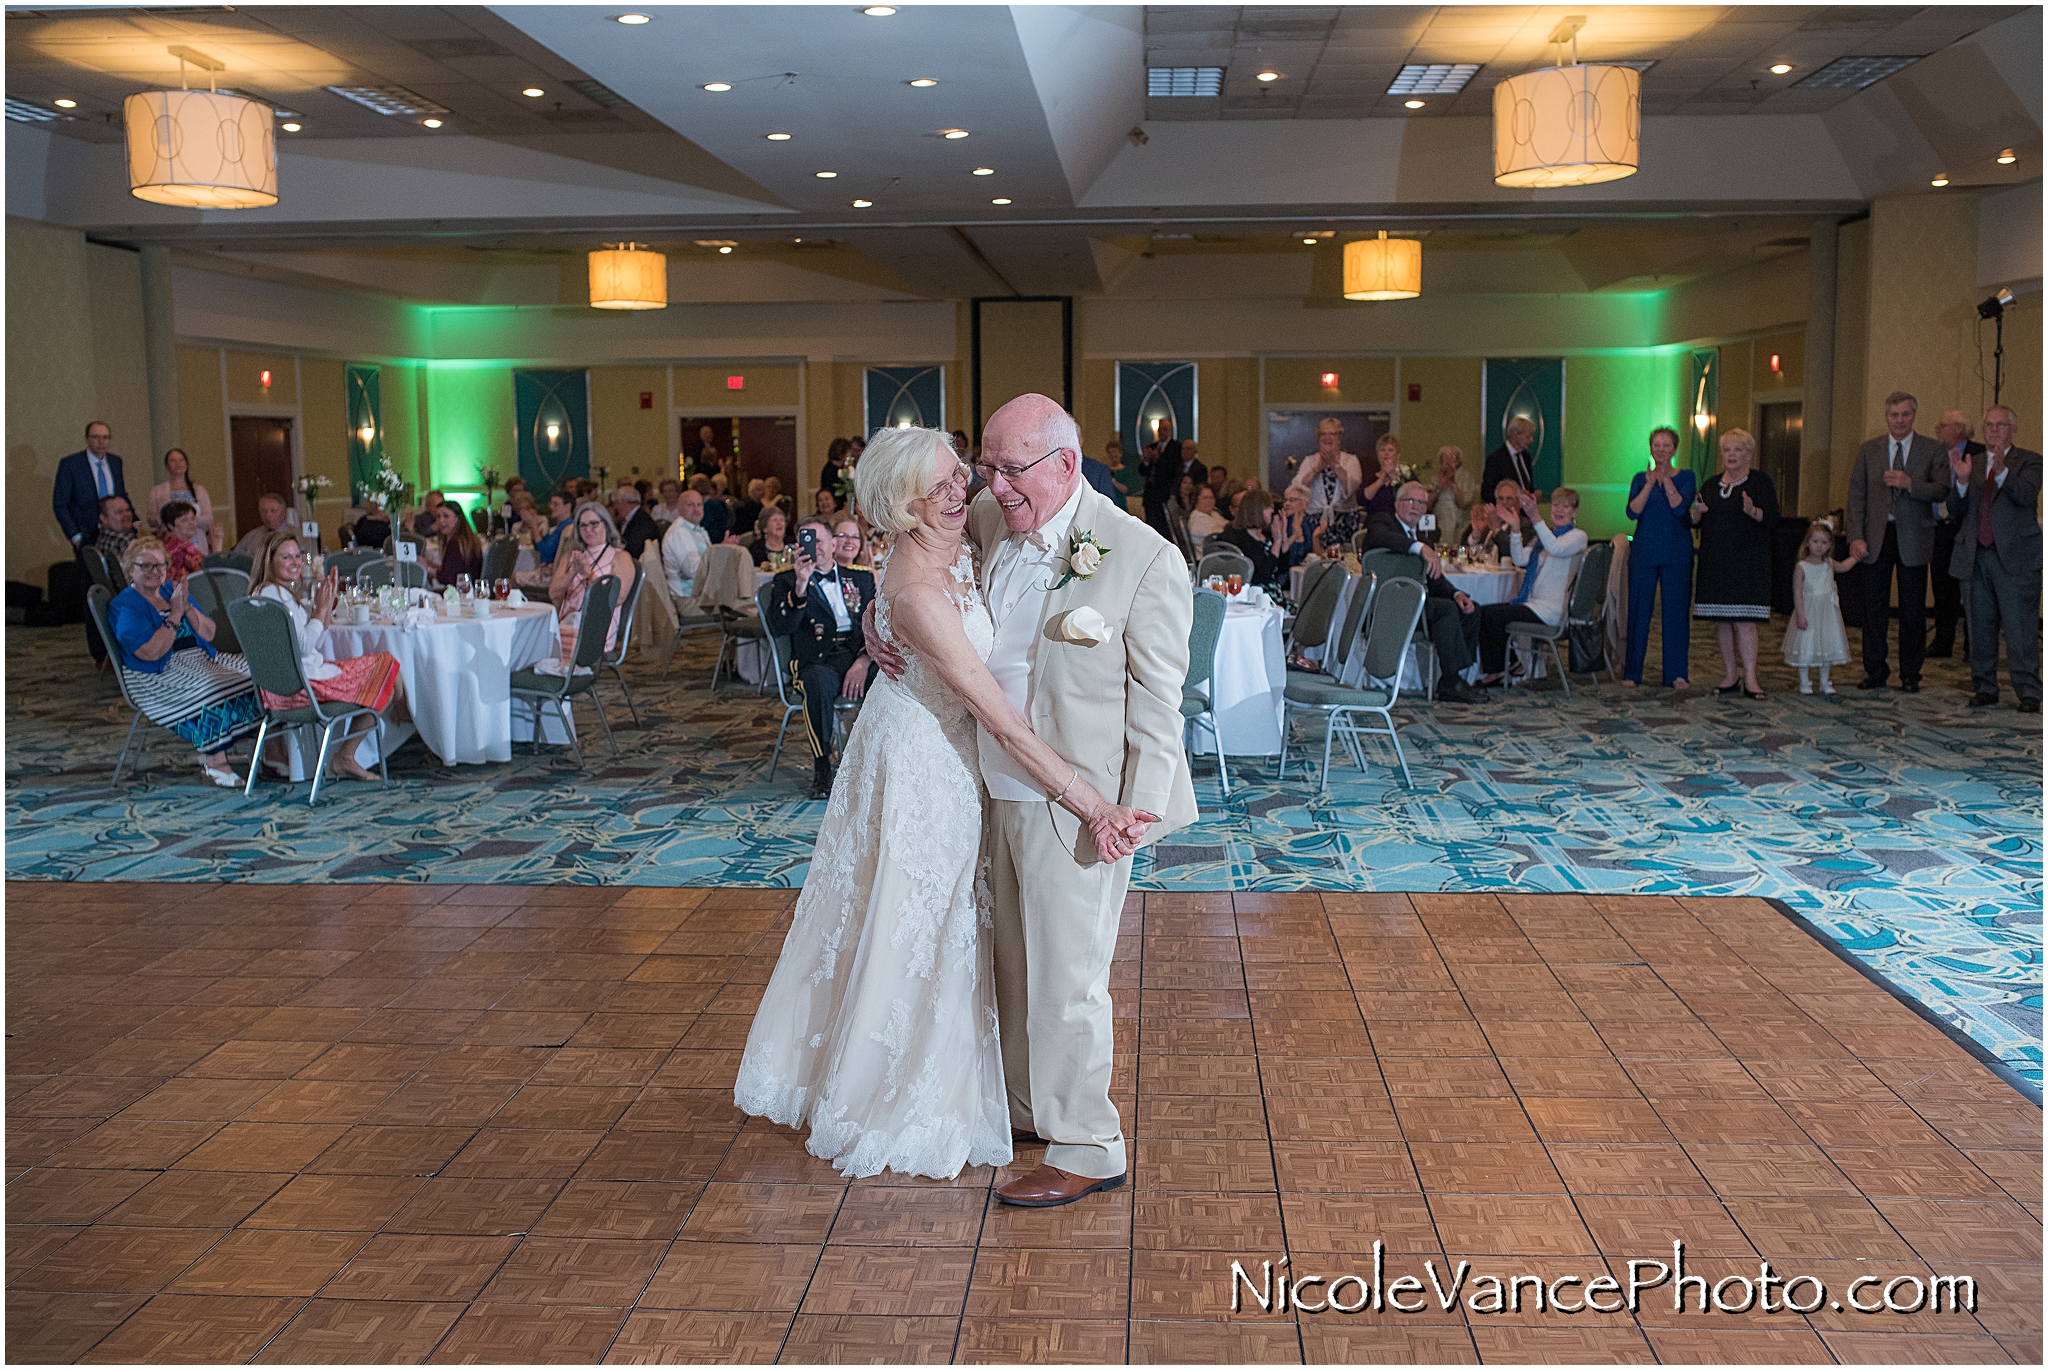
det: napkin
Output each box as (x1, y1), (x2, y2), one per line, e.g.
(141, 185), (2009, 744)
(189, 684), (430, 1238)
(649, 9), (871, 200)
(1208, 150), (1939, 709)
(398, 607), (437, 630)
(1055, 605), (1114, 646)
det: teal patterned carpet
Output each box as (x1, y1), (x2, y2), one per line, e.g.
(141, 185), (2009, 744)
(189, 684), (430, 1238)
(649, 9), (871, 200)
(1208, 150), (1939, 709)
(6, 621), (2039, 1083)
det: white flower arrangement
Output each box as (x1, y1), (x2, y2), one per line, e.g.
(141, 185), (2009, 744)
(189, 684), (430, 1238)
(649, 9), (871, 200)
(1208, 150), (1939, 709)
(295, 473), (332, 502)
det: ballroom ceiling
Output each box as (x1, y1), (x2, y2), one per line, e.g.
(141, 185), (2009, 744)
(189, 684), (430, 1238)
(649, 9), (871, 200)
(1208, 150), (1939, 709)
(6, 4), (2040, 306)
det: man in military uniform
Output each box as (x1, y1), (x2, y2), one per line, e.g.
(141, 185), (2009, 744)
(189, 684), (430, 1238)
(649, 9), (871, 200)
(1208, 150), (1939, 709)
(766, 517), (877, 798)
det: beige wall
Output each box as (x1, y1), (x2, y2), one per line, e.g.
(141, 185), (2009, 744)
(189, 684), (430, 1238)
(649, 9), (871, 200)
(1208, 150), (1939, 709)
(174, 344), (228, 525)
(590, 364), (672, 483)
(1397, 357), (1485, 477)
(300, 356), (350, 529)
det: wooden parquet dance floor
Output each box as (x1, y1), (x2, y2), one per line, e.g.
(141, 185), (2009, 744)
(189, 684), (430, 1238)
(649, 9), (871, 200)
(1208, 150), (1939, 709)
(6, 882), (2040, 1364)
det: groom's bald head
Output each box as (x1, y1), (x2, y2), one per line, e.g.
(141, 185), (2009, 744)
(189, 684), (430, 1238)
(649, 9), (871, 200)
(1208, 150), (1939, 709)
(980, 393), (1082, 535)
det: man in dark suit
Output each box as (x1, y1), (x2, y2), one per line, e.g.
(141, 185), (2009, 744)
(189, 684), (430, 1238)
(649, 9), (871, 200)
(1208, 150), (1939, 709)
(1949, 406), (2041, 712)
(1927, 409), (1982, 658)
(608, 485), (660, 560)
(766, 517), (878, 797)
(1362, 483), (1487, 704)
(1142, 420), (1190, 538)
(1081, 452), (1119, 501)
(1846, 390), (1948, 692)
(1482, 479), (1534, 560)
(1481, 417), (1540, 505)
(52, 419), (127, 663)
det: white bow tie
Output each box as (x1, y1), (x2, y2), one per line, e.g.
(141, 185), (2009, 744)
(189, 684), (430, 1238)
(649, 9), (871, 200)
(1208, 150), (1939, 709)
(1011, 529), (1051, 553)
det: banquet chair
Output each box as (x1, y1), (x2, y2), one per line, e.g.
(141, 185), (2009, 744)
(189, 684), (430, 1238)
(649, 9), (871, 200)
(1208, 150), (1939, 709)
(87, 585), (173, 784)
(186, 569), (248, 655)
(1182, 587), (1229, 797)
(480, 539), (520, 587)
(1196, 549), (1254, 586)
(596, 570), (646, 727)
(1282, 560), (1346, 663)
(1280, 575), (1425, 791)
(509, 574), (620, 769)
(81, 545), (121, 594)
(696, 544), (766, 691)
(202, 552), (253, 575)
(756, 580), (863, 783)
(1565, 541), (1617, 684)
(356, 558), (427, 590)
(328, 550), (382, 581)
(1504, 553), (1587, 696)
(1357, 549), (1434, 699)
(226, 595), (393, 807)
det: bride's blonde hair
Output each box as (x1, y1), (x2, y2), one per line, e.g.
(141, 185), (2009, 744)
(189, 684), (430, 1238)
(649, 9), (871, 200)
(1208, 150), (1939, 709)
(855, 427), (963, 535)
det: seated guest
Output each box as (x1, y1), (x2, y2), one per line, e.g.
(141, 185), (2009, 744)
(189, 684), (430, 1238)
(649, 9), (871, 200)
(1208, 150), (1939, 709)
(1206, 462), (1230, 499)
(661, 489), (711, 602)
(1362, 482), (1486, 703)
(233, 492), (291, 558)
(94, 494), (138, 568)
(1461, 500), (1497, 556)
(1271, 487), (1318, 570)
(816, 486), (843, 520)
(1478, 486), (1588, 686)
(1483, 480), (1533, 559)
(765, 516), (876, 799)
(763, 476), (792, 520)
(831, 516), (870, 576)
(1219, 490), (1285, 589)
(650, 478), (685, 528)
(248, 528), (400, 783)
(107, 536), (263, 787)
(430, 501), (484, 589)
(159, 500), (207, 586)
(550, 502), (636, 664)
(731, 478), (767, 537)
(701, 492), (735, 548)
(534, 490), (576, 563)
(1186, 485), (1229, 541)
(610, 485), (660, 559)
(352, 496), (392, 550)
(411, 489), (447, 539)
(750, 506), (791, 566)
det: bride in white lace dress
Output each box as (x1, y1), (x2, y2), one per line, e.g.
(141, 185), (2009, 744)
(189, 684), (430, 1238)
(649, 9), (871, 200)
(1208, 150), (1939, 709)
(733, 427), (1143, 1179)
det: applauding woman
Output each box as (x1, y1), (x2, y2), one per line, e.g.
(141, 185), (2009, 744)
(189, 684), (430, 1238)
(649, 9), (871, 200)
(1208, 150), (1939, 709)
(549, 501), (636, 665)
(1622, 426), (1696, 690)
(159, 500), (208, 587)
(148, 449), (222, 551)
(1692, 429), (1779, 699)
(106, 537), (263, 787)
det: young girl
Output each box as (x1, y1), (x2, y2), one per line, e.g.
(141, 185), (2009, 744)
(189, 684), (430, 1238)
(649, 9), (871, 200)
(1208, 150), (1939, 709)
(1784, 520), (1856, 693)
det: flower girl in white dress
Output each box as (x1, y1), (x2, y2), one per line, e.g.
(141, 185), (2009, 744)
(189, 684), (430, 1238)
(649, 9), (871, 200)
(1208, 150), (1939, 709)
(733, 428), (1141, 1180)
(1784, 520), (1856, 693)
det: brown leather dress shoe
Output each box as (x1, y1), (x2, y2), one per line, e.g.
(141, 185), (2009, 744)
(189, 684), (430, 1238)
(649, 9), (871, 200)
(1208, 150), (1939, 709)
(1011, 1129), (1045, 1145)
(996, 1163), (1126, 1207)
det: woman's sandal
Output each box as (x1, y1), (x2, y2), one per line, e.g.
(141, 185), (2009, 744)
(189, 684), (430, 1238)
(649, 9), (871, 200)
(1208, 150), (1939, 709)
(1713, 683), (1743, 696)
(199, 763), (240, 789)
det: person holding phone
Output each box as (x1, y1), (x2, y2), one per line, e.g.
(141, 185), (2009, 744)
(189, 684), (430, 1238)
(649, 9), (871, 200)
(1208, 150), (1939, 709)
(765, 516), (878, 798)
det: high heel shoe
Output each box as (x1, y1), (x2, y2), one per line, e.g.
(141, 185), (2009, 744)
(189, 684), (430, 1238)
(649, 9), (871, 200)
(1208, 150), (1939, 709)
(1713, 683), (1743, 696)
(1741, 687), (1766, 700)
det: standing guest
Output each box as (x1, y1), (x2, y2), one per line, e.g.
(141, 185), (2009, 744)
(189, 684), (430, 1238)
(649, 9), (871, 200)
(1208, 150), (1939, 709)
(352, 496), (392, 551)
(1103, 438), (1132, 500)
(610, 485), (660, 559)
(661, 489), (710, 601)
(1482, 416), (1542, 502)
(1312, 498), (1366, 560)
(1177, 432), (1208, 492)
(534, 489), (576, 564)
(650, 478), (685, 528)
(107, 536), (262, 787)
(93, 494), (139, 568)
(147, 448), (221, 550)
(1271, 487), (1318, 570)
(1949, 406), (2041, 711)
(693, 424), (724, 478)
(54, 419), (129, 554)
(1357, 436), (1401, 520)
(159, 501), (208, 587)
(1622, 426), (1696, 690)
(816, 487), (843, 520)
(249, 528), (398, 782)
(1082, 448), (1119, 501)
(430, 502), (484, 589)
(731, 478), (767, 537)
(1140, 422), (1182, 537)
(1217, 490), (1284, 588)
(1427, 445), (1477, 545)
(1926, 409), (1981, 659)
(1691, 428), (1779, 699)
(848, 434), (866, 468)
(410, 489), (446, 539)
(1477, 487), (1588, 686)
(1846, 390), (1946, 692)
(765, 516), (877, 799)
(1186, 485), (1228, 540)
(750, 506), (791, 566)
(818, 437), (851, 498)
(1783, 521), (1856, 695)
(233, 493), (292, 558)
(1287, 417), (1362, 522)
(549, 502), (636, 664)
(1363, 482), (1487, 703)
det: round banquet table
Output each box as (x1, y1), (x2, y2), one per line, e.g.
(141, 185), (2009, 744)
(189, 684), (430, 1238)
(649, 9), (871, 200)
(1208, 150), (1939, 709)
(317, 602), (569, 765)
(1189, 599), (1285, 756)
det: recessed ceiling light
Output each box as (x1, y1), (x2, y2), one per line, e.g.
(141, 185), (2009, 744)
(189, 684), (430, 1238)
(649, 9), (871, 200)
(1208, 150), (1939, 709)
(1930, 174), (1949, 186)
(1302, 237), (1318, 246)
(421, 118), (443, 128)
(941, 128), (969, 139)
(53, 98), (76, 109)
(522, 87), (545, 98)
(281, 121), (302, 132)
(971, 166), (994, 175)
(815, 170), (838, 178)
(851, 198), (873, 207)
(1769, 63), (1792, 76)
(990, 197), (1011, 205)
(1257, 70), (1280, 82)
(765, 132), (791, 140)
(908, 78), (938, 88)
(1997, 148), (2017, 164)
(702, 82), (732, 93)
(718, 246), (733, 254)
(614, 13), (653, 23)
(1404, 99), (1425, 109)
(863, 5), (896, 14)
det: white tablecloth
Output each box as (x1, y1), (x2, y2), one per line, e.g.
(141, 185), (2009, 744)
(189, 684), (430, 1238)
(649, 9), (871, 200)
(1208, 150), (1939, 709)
(734, 568), (778, 685)
(1447, 568), (1516, 605)
(318, 602), (568, 765)
(1190, 601), (1285, 756)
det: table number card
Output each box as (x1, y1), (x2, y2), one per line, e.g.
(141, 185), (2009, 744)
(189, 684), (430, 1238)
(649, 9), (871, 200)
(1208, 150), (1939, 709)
(395, 542), (419, 563)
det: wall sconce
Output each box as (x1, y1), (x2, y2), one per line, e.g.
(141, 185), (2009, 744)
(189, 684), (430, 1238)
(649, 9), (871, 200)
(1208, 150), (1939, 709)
(545, 422), (561, 451)
(358, 423), (376, 446)
(1693, 411), (1712, 435)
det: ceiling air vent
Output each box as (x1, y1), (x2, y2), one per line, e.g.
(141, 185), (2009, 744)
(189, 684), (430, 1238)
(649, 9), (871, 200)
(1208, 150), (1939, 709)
(1148, 67), (1224, 97)
(1794, 56), (1917, 90)
(564, 78), (631, 109)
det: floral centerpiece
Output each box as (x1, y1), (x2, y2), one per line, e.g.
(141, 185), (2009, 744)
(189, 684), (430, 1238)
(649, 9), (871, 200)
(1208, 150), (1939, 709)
(479, 466), (505, 505)
(294, 473), (332, 507)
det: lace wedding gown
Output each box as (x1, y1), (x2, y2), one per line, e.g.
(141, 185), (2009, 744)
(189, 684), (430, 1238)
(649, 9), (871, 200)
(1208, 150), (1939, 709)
(733, 551), (1012, 1179)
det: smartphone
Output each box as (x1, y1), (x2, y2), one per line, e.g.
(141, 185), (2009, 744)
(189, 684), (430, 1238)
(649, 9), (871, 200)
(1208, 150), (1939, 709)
(797, 525), (821, 563)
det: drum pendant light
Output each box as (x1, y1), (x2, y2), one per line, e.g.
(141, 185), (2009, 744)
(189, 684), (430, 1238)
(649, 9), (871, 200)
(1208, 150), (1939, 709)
(1493, 19), (1639, 188)
(124, 50), (277, 209)
(1342, 231), (1422, 301)
(588, 243), (668, 311)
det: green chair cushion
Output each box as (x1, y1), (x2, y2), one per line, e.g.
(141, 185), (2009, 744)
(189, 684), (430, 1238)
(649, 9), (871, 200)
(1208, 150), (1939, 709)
(1179, 688), (1211, 717)
(511, 667), (595, 696)
(1284, 680), (1390, 709)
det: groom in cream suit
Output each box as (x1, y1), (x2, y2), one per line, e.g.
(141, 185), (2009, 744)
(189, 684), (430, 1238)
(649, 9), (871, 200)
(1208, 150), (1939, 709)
(967, 394), (1198, 1207)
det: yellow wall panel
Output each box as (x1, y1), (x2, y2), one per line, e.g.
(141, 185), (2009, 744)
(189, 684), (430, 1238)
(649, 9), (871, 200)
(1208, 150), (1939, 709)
(1396, 357), (1484, 477)
(299, 356), (351, 527)
(1263, 357), (1397, 405)
(675, 362), (798, 408)
(223, 350), (298, 406)
(591, 365), (673, 483)
(175, 344), (228, 522)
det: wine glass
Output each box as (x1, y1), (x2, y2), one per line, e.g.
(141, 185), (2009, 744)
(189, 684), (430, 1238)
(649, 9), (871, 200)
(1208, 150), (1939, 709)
(455, 573), (473, 600)
(1227, 573), (1244, 597)
(494, 578), (512, 602)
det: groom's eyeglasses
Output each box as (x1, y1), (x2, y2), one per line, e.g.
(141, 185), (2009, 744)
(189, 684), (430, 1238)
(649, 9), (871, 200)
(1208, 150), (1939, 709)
(973, 447), (1065, 485)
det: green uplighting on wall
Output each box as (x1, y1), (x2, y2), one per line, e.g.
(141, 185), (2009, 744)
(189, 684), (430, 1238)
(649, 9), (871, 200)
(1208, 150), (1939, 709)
(1558, 345), (1690, 541)
(424, 361), (518, 494)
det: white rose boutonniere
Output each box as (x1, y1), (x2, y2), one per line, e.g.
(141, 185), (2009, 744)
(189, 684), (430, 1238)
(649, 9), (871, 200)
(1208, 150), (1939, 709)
(1049, 530), (1108, 591)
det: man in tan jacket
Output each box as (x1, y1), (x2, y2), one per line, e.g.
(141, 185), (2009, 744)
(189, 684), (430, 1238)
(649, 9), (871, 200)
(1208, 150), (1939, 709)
(968, 394), (1197, 1206)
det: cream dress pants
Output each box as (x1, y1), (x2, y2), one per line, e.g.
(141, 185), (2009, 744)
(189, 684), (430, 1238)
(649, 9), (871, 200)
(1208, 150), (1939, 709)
(988, 798), (1132, 1180)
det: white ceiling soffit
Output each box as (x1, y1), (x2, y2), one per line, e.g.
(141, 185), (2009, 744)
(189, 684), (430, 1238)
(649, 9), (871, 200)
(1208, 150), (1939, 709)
(1010, 6), (1146, 202)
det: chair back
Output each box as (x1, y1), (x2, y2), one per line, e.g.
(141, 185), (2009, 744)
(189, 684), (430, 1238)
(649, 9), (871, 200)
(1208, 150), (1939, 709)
(757, 580), (798, 705)
(81, 545), (121, 594)
(202, 551), (253, 574)
(1295, 558), (1339, 611)
(1567, 541), (1611, 625)
(603, 569), (645, 668)
(1163, 502), (1197, 563)
(328, 550), (383, 581)
(1330, 572), (1377, 670)
(1286, 561), (1347, 653)
(185, 570), (246, 654)
(1196, 549), (1254, 585)
(568, 575), (621, 672)
(481, 539), (520, 585)
(1187, 588), (1226, 695)
(1358, 547), (1424, 585)
(357, 558), (426, 590)
(86, 587), (148, 714)
(697, 543), (755, 611)
(224, 595), (340, 719)
(1359, 576), (1427, 693)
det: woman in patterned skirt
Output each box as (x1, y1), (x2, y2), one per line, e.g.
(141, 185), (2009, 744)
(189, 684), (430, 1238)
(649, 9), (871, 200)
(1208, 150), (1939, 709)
(250, 529), (404, 782)
(106, 537), (263, 787)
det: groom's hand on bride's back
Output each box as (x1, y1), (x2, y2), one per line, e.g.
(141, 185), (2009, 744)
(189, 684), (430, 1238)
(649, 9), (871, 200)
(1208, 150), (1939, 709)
(862, 604), (908, 679)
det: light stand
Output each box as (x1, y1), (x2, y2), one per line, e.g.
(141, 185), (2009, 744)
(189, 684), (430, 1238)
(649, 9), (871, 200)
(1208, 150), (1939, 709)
(1977, 288), (2016, 405)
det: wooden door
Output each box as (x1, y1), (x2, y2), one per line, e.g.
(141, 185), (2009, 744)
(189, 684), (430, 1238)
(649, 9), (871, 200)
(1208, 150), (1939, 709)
(231, 416), (294, 543)
(1758, 401), (1802, 514)
(736, 416), (798, 504)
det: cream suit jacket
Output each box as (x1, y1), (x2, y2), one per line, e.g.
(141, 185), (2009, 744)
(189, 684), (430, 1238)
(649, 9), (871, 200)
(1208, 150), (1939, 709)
(969, 482), (1198, 862)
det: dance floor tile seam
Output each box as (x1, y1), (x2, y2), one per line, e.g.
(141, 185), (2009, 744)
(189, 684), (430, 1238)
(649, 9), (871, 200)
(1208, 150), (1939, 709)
(7, 886), (2038, 1365)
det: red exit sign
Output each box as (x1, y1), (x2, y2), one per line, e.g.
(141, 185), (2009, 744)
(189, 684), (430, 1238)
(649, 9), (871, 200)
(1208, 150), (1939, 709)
(726, 375), (745, 391)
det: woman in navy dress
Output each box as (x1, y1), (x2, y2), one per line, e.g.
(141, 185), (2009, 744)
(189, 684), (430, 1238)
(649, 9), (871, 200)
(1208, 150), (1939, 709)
(1622, 426), (1696, 688)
